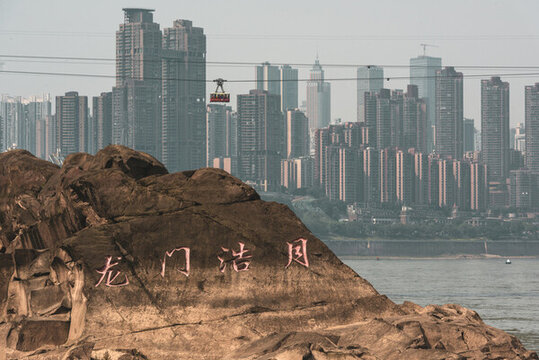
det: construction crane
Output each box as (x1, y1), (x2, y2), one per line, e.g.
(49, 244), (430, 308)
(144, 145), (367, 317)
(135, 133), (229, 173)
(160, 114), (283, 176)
(420, 43), (438, 56)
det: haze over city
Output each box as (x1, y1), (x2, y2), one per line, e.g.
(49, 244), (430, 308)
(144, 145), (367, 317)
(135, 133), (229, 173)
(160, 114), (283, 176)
(1, 0), (539, 127)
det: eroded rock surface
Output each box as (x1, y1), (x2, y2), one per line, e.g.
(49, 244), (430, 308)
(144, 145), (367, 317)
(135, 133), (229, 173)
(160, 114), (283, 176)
(0, 146), (536, 359)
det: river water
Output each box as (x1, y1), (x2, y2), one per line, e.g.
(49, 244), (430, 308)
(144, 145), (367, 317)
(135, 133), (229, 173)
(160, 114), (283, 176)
(342, 258), (539, 352)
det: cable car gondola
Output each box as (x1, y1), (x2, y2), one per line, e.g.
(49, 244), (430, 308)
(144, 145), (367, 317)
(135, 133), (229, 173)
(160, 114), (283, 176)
(210, 78), (230, 103)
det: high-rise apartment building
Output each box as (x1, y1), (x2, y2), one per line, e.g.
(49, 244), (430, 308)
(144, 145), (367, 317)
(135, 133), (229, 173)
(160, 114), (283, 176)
(379, 148), (396, 204)
(256, 63), (298, 113)
(363, 147), (379, 205)
(402, 85), (427, 153)
(92, 92), (113, 153)
(375, 89), (392, 150)
(510, 169), (538, 209)
(435, 67), (463, 160)
(452, 160), (471, 210)
(363, 91), (378, 148)
(314, 127), (330, 187)
(56, 91), (88, 156)
(281, 157), (313, 191)
(396, 149), (414, 205)
(410, 55), (442, 152)
(357, 66), (384, 122)
(0, 96), (24, 152)
(427, 154), (440, 206)
(286, 109), (309, 159)
(413, 151), (428, 205)
(437, 158), (454, 208)
(514, 123), (525, 152)
(463, 118), (475, 152)
(306, 58), (331, 130)
(470, 161), (488, 211)
(256, 62), (280, 96)
(113, 8), (162, 159)
(481, 77), (510, 182)
(237, 90), (284, 191)
(326, 146), (362, 203)
(280, 65), (299, 112)
(525, 83), (539, 173)
(160, 19), (207, 172)
(206, 104), (236, 167)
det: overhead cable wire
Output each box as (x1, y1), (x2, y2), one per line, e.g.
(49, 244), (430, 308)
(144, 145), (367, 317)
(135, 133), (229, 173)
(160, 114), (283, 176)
(2, 69), (539, 83)
(2, 54), (539, 70)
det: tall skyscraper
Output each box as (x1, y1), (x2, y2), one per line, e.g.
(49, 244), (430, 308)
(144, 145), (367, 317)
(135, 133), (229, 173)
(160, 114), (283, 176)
(379, 147), (396, 204)
(285, 109), (309, 159)
(470, 161), (488, 211)
(514, 123), (525, 152)
(376, 89), (392, 150)
(256, 62), (280, 96)
(326, 146), (362, 203)
(463, 118), (475, 152)
(280, 65), (299, 112)
(206, 104), (236, 167)
(92, 92), (113, 153)
(56, 91), (88, 156)
(113, 8), (162, 159)
(363, 147), (379, 205)
(314, 127), (330, 187)
(357, 66), (384, 122)
(402, 85), (427, 152)
(363, 91), (378, 148)
(306, 58), (331, 130)
(29, 96), (52, 159)
(396, 149), (414, 205)
(162, 19), (207, 172)
(525, 83), (539, 173)
(481, 77), (510, 182)
(452, 160), (471, 210)
(410, 55), (442, 152)
(256, 63), (298, 113)
(437, 158), (454, 207)
(435, 67), (463, 160)
(237, 90), (284, 192)
(413, 151), (429, 205)
(0, 96), (24, 151)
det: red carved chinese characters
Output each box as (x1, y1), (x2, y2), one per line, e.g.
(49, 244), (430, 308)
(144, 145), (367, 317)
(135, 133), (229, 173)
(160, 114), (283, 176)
(218, 242), (252, 272)
(95, 256), (130, 287)
(286, 238), (309, 268)
(161, 247), (190, 277)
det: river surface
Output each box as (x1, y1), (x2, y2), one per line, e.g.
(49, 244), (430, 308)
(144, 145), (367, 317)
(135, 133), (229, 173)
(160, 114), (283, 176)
(342, 258), (539, 352)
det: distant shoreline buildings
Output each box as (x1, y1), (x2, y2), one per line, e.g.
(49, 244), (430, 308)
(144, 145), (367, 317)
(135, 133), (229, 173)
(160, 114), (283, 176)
(0, 8), (537, 215)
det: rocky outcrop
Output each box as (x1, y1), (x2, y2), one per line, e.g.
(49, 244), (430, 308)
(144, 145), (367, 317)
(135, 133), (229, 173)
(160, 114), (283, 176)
(0, 145), (536, 360)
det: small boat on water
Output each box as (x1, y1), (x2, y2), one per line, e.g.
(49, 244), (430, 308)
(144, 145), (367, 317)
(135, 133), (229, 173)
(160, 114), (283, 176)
(506, 259), (512, 264)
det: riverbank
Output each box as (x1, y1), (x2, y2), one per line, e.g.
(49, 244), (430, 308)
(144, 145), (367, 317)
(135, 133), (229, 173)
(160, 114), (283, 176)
(339, 254), (539, 260)
(323, 238), (539, 257)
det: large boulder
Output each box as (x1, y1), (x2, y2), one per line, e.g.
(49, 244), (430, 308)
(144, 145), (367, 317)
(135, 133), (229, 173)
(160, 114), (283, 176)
(0, 146), (536, 360)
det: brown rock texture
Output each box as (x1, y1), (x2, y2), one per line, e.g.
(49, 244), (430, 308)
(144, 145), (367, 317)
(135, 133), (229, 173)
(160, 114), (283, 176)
(0, 145), (536, 360)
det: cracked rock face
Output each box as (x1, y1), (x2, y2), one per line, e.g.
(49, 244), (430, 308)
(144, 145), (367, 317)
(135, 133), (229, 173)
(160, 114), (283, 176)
(0, 145), (537, 360)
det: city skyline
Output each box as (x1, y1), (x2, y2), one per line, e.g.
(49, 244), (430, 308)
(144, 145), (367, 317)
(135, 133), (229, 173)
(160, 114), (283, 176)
(1, 0), (539, 128)
(0, 3), (537, 213)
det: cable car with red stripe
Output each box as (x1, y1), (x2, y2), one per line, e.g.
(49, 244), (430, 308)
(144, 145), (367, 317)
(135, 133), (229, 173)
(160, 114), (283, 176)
(210, 78), (230, 103)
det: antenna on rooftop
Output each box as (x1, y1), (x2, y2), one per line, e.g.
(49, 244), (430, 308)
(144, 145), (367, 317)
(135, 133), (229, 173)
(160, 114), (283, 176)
(420, 43), (438, 56)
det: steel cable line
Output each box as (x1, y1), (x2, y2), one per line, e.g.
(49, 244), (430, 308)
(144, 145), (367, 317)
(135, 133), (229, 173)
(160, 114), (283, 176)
(2, 69), (539, 82)
(2, 54), (539, 70)
(2, 30), (539, 41)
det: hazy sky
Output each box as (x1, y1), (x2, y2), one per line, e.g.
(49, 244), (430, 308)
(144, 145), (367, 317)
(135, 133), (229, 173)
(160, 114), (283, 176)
(1, 0), (538, 128)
